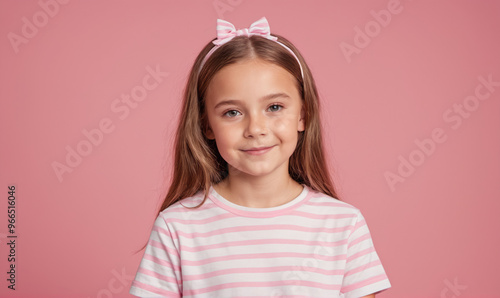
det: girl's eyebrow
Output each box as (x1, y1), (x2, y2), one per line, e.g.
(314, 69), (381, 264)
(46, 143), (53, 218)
(213, 92), (290, 109)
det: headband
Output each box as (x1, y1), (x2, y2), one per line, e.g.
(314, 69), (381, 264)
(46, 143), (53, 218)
(198, 17), (304, 79)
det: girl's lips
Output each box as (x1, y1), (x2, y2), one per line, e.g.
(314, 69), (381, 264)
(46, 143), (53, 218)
(241, 146), (275, 155)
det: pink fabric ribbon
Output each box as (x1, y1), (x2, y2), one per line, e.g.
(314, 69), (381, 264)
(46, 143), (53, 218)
(199, 17), (304, 79)
(213, 17), (278, 46)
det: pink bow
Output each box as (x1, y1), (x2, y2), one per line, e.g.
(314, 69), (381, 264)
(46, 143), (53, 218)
(200, 16), (304, 79)
(213, 17), (278, 46)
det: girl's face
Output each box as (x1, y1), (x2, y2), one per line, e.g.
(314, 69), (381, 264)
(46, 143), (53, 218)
(204, 58), (305, 180)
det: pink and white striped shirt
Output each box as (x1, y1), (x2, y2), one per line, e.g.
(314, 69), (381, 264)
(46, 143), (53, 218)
(130, 185), (391, 297)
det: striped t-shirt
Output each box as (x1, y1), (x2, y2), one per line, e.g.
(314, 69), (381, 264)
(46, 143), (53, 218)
(130, 185), (391, 297)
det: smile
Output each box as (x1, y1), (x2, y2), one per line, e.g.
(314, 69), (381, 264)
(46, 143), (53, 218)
(241, 146), (275, 156)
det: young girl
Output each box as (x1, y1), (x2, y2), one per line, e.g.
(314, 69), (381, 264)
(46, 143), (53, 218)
(130, 17), (391, 298)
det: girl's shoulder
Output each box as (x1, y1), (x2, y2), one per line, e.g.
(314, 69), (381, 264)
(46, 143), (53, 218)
(157, 190), (214, 219)
(306, 187), (361, 214)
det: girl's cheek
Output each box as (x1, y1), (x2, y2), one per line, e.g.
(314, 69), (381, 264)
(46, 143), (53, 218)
(272, 119), (286, 131)
(271, 115), (296, 131)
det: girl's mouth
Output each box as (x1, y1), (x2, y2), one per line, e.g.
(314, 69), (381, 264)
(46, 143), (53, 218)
(241, 146), (275, 155)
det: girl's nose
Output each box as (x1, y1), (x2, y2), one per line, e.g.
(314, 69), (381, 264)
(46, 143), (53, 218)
(244, 113), (268, 138)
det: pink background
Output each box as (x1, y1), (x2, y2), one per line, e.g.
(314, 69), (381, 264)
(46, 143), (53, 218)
(1, 0), (499, 297)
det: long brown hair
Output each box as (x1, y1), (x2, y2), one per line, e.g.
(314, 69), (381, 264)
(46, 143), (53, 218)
(157, 34), (339, 215)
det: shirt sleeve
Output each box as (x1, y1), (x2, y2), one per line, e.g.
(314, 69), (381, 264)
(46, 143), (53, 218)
(129, 213), (182, 297)
(340, 209), (391, 298)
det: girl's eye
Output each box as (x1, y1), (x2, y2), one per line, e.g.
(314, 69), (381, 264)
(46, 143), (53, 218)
(268, 104), (283, 112)
(224, 110), (241, 117)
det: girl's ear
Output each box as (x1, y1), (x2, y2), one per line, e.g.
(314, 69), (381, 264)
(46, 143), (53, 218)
(202, 115), (216, 139)
(205, 126), (215, 140)
(298, 105), (305, 132)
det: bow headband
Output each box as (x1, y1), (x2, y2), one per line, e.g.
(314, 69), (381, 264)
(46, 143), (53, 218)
(198, 17), (304, 79)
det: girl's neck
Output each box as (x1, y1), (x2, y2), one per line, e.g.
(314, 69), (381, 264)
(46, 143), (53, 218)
(213, 168), (303, 208)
